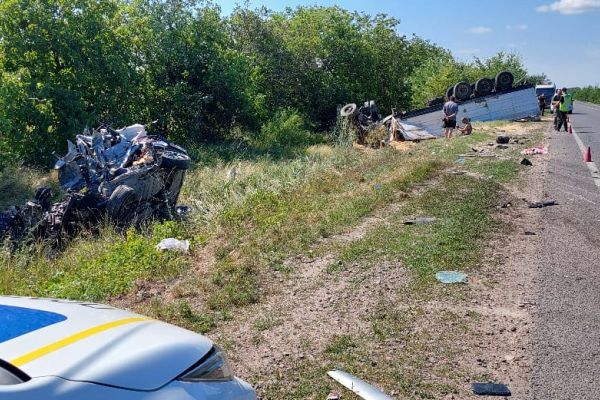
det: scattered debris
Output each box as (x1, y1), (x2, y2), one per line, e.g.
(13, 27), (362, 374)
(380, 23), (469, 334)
(496, 144), (509, 150)
(226, 166), (237, 180)
(496, 136), (510, 144)
(403, 217), (437, 225)
(471, 382), (512, 396)
(455, 157), (465, 164)
(520, 158), (533, 166)
(156, 238), (190, 253)
(524, 231), (536, 235)
(327, 370), (394, 400)
(374, 183), (382, 191)
(435, 271), (468, 284)
(447, 169), (466, 175)
(326, 391), (341, 400)
(0, 123), (190, 249)
(521, 147), (547, 155)
(528, 200), (558, 208)
(175, 205), (192, 218)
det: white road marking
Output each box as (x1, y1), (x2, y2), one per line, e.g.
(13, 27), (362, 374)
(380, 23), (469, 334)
(571, 126), (600, 192)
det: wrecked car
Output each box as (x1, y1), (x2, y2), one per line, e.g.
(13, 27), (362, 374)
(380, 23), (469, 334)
(0, 124), (191, 248)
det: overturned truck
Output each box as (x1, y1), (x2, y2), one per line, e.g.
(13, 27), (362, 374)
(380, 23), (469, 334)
(0, 124), (191, 248)
(340, 71), (539, 145)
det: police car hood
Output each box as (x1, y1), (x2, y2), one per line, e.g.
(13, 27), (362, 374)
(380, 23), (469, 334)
(0, 297), (213, 391)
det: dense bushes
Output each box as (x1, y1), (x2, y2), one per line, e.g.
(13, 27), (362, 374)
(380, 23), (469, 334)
(0, 0), (539, 168)
(571, 86), (600, 105)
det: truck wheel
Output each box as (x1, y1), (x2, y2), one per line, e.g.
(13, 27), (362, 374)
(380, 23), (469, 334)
(340, 103), (357, 117)
(107, 185), (139, 226)
(446, 86), (454, 99)
(454, 81), (473, 101)
(495, 71), (514, 91)
(475, 78), (494, 96)
(160, 150), (191, 170)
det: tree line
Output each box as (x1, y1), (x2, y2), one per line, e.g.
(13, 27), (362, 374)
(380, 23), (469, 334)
(0, 0), (542, 168)
(571, 86), (600, 105)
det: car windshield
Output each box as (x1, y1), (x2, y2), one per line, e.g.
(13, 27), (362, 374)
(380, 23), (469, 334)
(0, 305), (66, 344)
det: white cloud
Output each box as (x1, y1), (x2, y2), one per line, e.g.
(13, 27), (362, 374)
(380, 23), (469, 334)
(465, 26), (492, 34)
(506, 24), (528, 30)
(457, 49), (481, 55)
(536, 0), (600, 14)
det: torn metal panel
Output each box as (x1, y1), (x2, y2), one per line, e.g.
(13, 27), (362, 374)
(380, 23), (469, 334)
(327, 370), (394, 400)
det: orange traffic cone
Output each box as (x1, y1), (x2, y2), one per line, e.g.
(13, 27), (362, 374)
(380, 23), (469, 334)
(568, 125), (573, 134)
(584, 146), (592, 162)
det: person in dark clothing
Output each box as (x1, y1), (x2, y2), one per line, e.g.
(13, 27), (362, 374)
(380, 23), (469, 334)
(442, 96), (459, 139)
(538, 93), (547, 116)
(555, 87), (572, 132)
(552, 89), (562, 130)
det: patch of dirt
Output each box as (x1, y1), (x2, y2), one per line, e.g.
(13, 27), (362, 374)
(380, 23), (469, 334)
(447, 124), (550, 399)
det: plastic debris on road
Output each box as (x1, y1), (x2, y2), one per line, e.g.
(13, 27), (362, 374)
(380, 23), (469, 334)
(528, 200), (558, 208)
(435, 271), (468, 284)
(521, 147), (547, 155)
(471, 382), (511, 396)
(403, 217), (437, 225)
(156, 238), (190, 253)
(328, 370), (394, 400)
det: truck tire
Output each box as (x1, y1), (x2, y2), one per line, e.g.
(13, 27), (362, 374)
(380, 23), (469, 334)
(446, 86), (454, 99)
(160, 150), (191, 170)
(475, 78), (494, 96)
(107, 185), (139, 226)
(454, 81), (473, 101)
(340, 103), (357, 117)
(495, 71), (514, 91)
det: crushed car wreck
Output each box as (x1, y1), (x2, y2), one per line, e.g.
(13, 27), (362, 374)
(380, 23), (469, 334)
(0, 124), (191, 248)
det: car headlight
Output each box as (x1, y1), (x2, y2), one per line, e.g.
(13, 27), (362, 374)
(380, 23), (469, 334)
(177, 346), (233, 382)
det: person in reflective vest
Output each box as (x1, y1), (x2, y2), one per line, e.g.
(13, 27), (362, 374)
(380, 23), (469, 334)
(556, 87), (571, 132)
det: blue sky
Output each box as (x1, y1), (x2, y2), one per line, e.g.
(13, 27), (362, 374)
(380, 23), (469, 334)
(218, 0), (600, 87)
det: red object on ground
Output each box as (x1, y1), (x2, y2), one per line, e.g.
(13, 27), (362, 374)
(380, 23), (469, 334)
(569, 125), (573, 134)
(584, 146), (592, 162)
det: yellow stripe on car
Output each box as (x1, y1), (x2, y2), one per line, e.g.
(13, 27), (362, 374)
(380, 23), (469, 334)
(11, 317), (150, 367)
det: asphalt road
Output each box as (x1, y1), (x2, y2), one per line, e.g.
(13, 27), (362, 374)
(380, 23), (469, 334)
(531, 101), (600, 399)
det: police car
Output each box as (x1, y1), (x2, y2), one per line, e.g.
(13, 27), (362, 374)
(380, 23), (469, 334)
(0, 296), (256, 399)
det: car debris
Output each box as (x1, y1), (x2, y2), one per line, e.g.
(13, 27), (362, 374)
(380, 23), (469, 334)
(471, 382), (512, 396)
(340, 101), (435, 148)
(403, 217), (437, 225)
(156, 238), (190, 253)
(0, 123), (191, 249)
(435, 271), (468, 284)
(327, 370), (394, 400)
(521, 147), (547, 155)
(528, 200), (558, 208)
(520, 158), (533, 166)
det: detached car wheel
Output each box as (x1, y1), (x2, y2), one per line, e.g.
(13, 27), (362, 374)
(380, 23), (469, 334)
(160, 150), (191, 170)
(107, 185), (139, 226)
(340, 103), (358, 117)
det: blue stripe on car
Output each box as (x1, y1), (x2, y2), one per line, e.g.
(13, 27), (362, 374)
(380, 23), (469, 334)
(0, 305), (67, 343)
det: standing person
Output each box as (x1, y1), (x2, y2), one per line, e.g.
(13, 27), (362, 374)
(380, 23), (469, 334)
(442, 95), (459, 138)
(538, 92), (547, 116)
(552, 89), (562, 130)
(556, 87), (572, 132)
